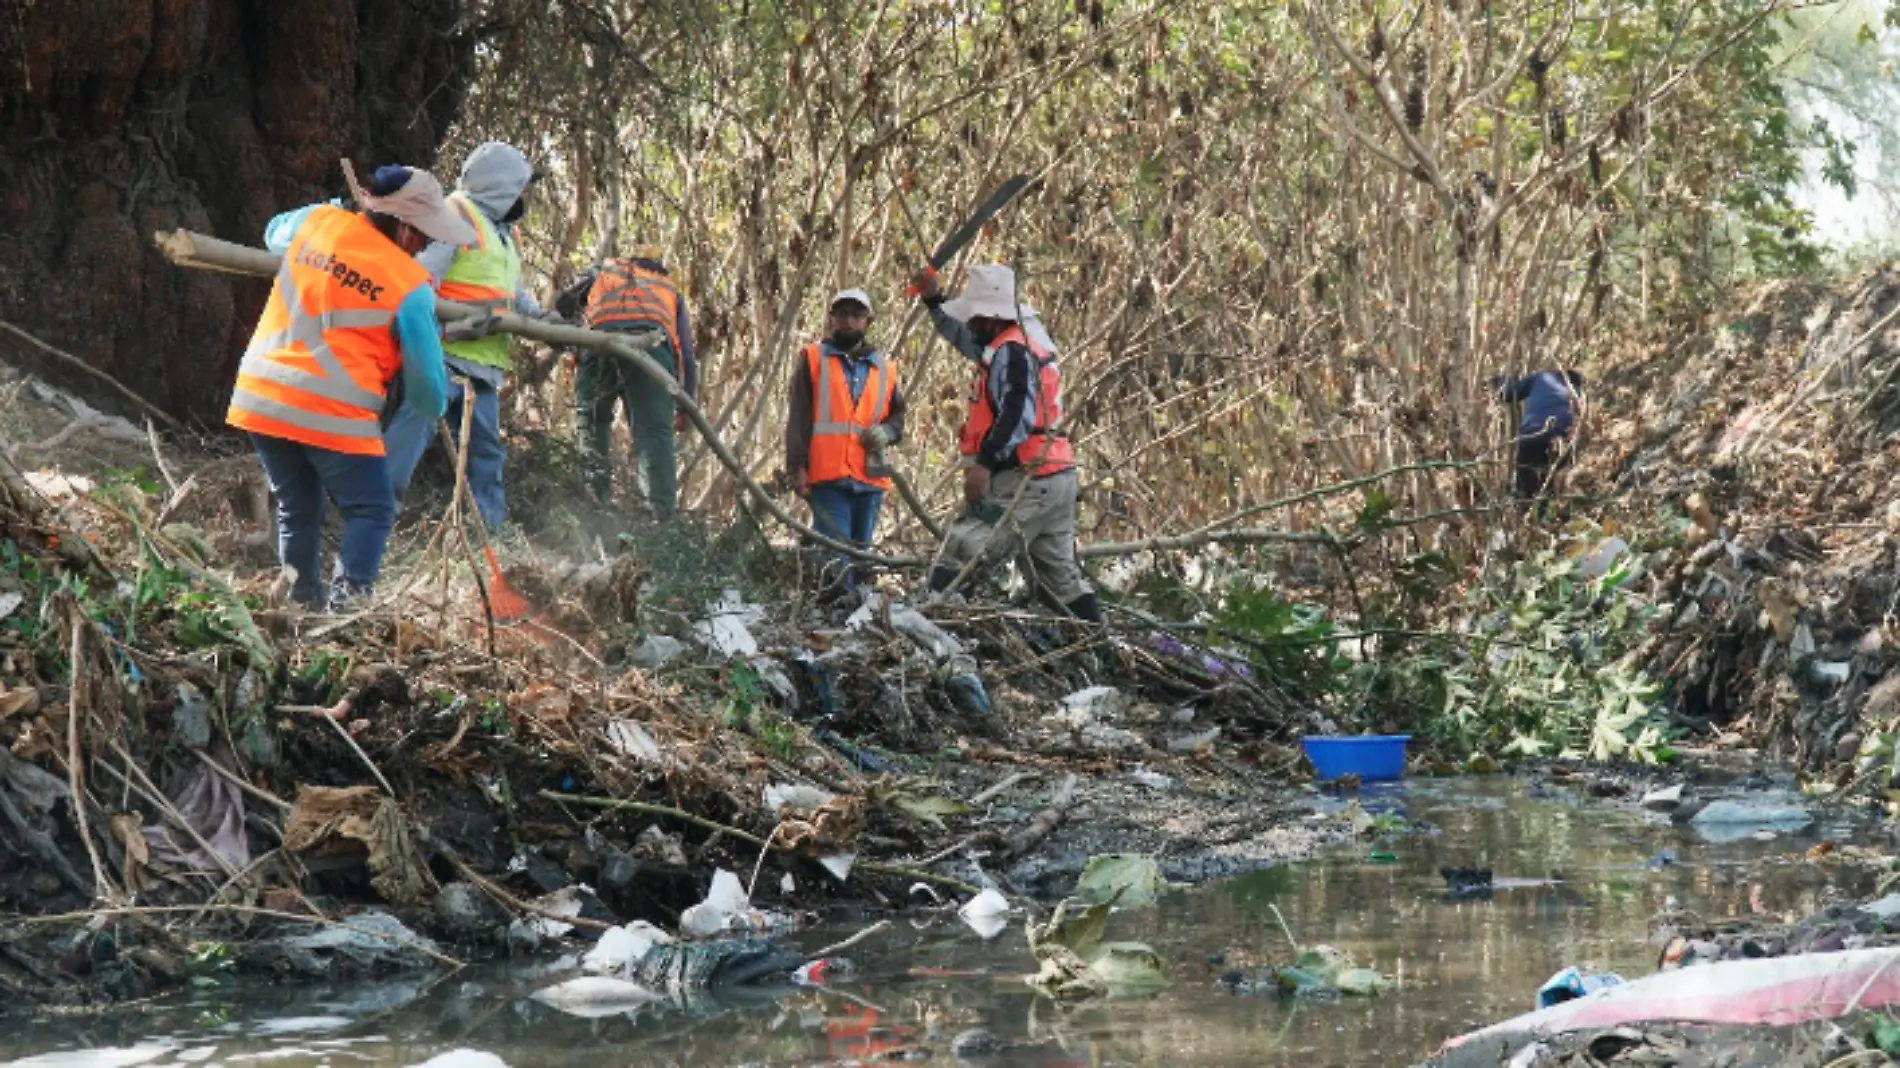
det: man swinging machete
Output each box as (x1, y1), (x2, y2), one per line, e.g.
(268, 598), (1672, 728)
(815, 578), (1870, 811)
(908, 178), (1102, 627)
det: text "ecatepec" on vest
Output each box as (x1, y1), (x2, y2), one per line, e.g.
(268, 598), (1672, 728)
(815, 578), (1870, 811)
(295, 245), (390, 303)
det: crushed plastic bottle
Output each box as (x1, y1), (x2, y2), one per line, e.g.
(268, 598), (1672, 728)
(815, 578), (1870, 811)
(944, 655), (991, 716)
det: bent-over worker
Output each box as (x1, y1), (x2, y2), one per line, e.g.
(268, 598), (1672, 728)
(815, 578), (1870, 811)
(384, 141), (553, 530)
(228, 166), (470, 610)
(1494, 369), (1584, 502)
(784, 288), (907, 594)
(555, 246), (697, 515)
(915, 264), (1101, 624)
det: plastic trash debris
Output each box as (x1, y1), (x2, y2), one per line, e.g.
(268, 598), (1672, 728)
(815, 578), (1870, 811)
(1445, 946), (1900, 1049)
(171, 680), (213, 748)
(413, 1051), (511, 1068)
(1128, 767), (1174, 791)
(1862, 894), (1900, 920)
(781, 872), (795, 895)
(748, 655), (797, 704)
(628, 634), (687, 670)
(604, 720), (683, 771)
(1576, 536), (1630, 580)
(1167, 726), (1220, 752)
(847, 592), (965, 660)
(530, 976), (663, 1018)
(1640, 784), (1684, 811)
(1537, 966), (1625, 1008)
(282, 911), (440, 970)
(582, 921), (675, 977)
(793, 957), (857, 986)
(1688, 800), (1814, 843)
(944, 655), (991, 716)
(1812, 660), (1852, 685)
(507, 886), (591, 946)
(677, 869), (796, 939)
(692, 590), (765, 657)
(1062, 686), (1132, 721)
(764, 782), (835, 815)
(959, 888), (1011, 940)
(818, 852), (855, 883)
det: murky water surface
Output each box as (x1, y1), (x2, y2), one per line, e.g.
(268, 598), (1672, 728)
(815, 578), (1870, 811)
(5, 777), (1879, 1067)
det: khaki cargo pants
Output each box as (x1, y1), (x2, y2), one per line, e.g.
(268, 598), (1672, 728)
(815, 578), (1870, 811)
(933, 467), (1091, 605)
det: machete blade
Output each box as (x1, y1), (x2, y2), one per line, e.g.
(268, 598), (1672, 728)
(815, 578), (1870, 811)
(928, 175), (1031, 269)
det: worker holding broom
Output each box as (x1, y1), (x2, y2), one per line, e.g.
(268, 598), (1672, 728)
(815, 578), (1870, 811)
(383, 141), (555, 531)
(226, 165), (473, 611)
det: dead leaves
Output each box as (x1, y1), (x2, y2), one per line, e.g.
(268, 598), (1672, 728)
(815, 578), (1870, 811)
(110, 811), (149, 894)
(0, 685), (39, 721)
(283, 785), (437, 907)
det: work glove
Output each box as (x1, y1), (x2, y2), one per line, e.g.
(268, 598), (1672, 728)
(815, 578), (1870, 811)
(912, 268), (943, 301)
(859, 424), (893, 450)
(443, 309), (502, 342)
(962, 464), (991, 508)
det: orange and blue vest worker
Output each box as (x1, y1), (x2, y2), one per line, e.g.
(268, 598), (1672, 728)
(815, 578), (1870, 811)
(227, 165), (470, 611)
(556, 248), (699, 514)
(784, 288), (907, 594)
(914, 264), (1100, 624)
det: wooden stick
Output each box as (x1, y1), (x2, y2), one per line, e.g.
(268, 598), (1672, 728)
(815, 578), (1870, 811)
(438, 845), (614, 934)
(807, 918), (891, 961)
(969, 771), (1034, 807)
(65, 615), (115, 905)
(1003, 773), (1077, 861)
(0, 321), (185, 431)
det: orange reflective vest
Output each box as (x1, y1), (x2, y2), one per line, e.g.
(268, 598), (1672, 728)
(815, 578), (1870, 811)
(585, 259), (683, 355)
(804, 343), (897, 491)
(958, 324), (1073, 476)
(227, 206), (429, 455)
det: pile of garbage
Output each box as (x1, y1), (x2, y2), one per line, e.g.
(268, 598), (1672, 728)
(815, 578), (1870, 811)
(0, 390), (1330, 1011)
(1575, 266), (1900, 781)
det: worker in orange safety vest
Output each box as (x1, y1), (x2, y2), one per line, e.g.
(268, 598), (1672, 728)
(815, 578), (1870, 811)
(913, 264), (1100, 625)
(228, 165), (473, 610)
(783, 288), (907, 596)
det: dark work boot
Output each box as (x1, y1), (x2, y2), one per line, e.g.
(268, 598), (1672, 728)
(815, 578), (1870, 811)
(928, 565), (960, 593)
(1065, 592), (1103, 624)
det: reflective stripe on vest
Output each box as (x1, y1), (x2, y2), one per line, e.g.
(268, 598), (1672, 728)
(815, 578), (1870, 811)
(958, 325), (1074, 476)
(236, 263), (393, 412)
(806, 343), (896, 490)
(586, 261), (683, 355)
(438, 195), (521, 371)
(227, 205), (425, 454)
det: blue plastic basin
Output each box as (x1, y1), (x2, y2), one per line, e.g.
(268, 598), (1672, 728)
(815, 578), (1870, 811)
(1301, 735), (1411, 782)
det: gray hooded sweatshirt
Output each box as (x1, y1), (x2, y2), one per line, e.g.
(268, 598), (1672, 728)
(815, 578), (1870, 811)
(418, 141), (546, 386)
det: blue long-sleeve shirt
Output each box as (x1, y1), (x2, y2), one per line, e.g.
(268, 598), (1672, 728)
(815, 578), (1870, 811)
(263, 202), (448, 420)
(1497, 371), (1578, 438)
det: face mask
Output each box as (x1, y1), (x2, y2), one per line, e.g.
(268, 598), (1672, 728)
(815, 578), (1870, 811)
(831, 329), (865, 350)
(502, 197), (526, 224)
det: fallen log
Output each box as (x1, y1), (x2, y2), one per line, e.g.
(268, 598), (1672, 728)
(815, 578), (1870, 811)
(152, 228), (921, 568)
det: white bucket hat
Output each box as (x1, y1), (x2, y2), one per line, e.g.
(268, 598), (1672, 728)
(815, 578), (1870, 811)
(941, 264), (1037, 323)
(342, 164), (477, 248)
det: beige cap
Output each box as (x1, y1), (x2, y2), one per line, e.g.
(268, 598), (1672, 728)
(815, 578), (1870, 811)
(940, 264), (1036, 322)
(343, 164), (477, 248)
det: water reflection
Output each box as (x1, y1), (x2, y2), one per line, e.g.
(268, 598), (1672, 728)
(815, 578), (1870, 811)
(3, 777), (1876, 1067)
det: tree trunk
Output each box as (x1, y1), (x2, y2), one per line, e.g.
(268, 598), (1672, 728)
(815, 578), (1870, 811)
(0, 0), (472, 428)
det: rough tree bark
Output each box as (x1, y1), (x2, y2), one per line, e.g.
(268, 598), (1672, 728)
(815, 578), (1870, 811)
(0, 0), (472, 427)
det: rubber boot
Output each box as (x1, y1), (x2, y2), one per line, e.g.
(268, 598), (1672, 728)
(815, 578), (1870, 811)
(1065, 592), (1104, 624)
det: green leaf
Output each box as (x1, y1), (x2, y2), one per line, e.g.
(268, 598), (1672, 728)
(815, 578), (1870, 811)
(1874, 1016), (1900, 1054)
(886, 791), (972, 829)
(1083, 941), (1171, 991)
(1074, 854), (1169, 907)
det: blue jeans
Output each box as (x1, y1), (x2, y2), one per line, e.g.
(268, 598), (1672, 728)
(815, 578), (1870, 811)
(249, 434), (397, 608)
(383, 377), (506, 530)
(809, 482), (883, 590)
